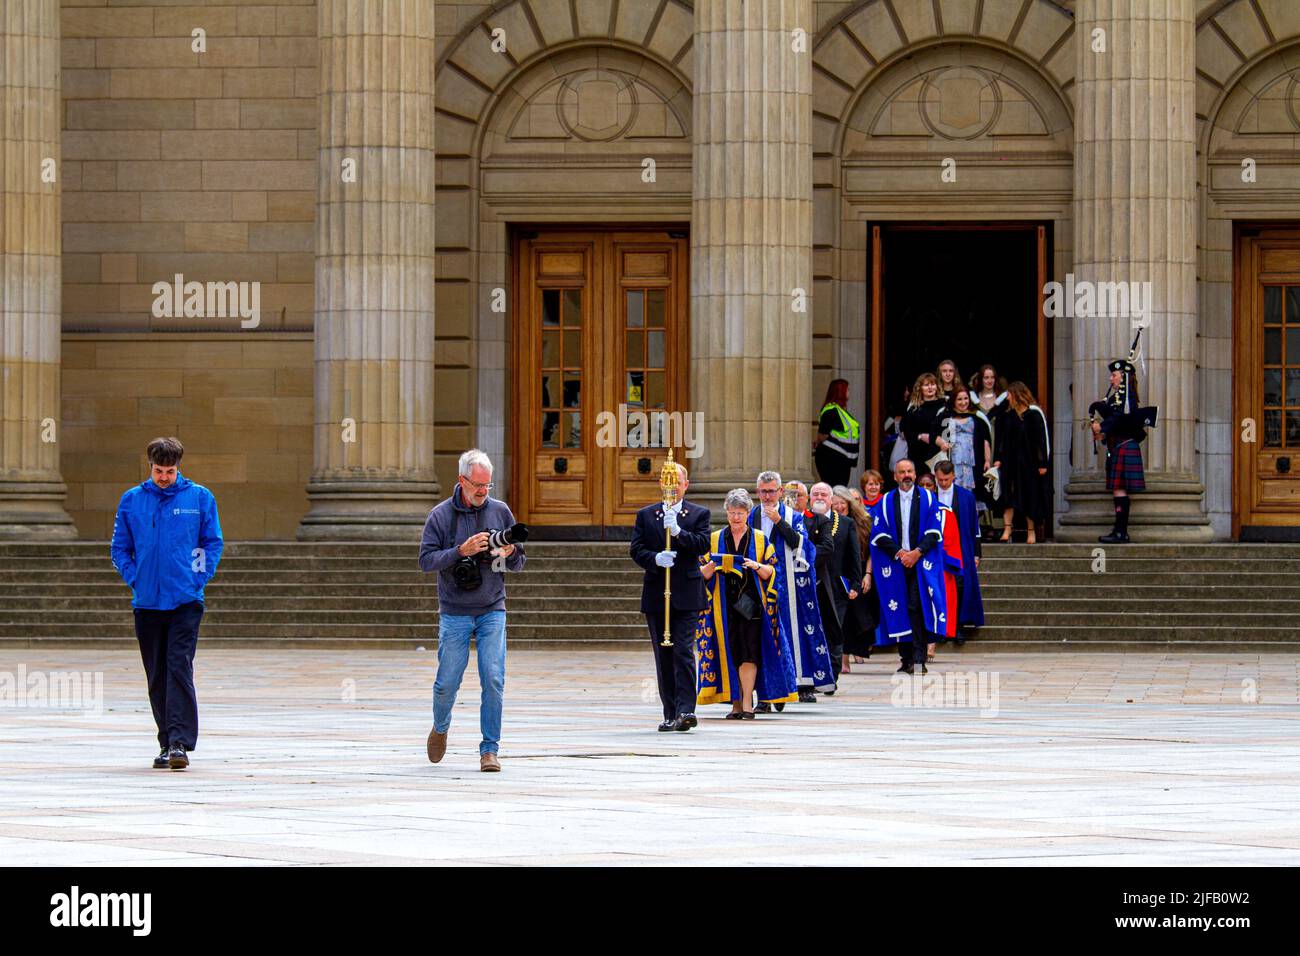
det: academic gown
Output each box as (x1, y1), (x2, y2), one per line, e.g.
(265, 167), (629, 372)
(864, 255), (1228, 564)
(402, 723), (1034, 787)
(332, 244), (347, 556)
(940, 485), (985, 627)
(695, 528), (799, 706)
(936, 505), (963, 638)
(747, 503), (836, 692)
(995, 404), (1052, 522)
(866, 487), (950, 645)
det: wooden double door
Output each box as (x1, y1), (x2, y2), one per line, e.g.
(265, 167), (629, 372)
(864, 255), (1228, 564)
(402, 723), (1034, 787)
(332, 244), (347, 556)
(512, 227), (689, 528)
(1236, 225), (1300, 533)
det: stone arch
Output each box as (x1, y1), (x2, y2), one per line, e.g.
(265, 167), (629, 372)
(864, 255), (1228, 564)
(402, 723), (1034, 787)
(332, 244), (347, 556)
(433, 0), (695, 497)
(812, 0), (1074, 152)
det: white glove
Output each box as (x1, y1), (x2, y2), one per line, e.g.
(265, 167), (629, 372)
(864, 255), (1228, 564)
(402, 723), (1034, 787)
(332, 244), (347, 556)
(655, 550), (677, 568)
(662, 508), (680, 536)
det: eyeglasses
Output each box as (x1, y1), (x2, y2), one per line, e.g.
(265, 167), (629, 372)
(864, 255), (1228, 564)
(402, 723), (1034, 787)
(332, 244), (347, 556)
(461, 477), (494, 492)
(756, 488), (781, 496)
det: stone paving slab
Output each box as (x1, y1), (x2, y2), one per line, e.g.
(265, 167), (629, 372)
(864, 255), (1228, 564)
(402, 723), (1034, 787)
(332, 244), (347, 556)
(0, 649), (1297, 866)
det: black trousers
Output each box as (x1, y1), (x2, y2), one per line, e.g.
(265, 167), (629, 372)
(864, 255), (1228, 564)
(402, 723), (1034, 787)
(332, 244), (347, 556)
(899, 566), (932, 666)
(645, 608), (699, 721)
(133, 601), (204, 750)
(814, 446), (852, 488)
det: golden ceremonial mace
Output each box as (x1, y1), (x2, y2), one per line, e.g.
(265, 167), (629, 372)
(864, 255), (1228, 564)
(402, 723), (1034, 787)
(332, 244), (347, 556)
(658, 449), (679, 648)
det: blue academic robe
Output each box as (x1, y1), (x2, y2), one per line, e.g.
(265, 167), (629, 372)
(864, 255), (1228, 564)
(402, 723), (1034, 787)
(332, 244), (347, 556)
(947, 485), (984, 627)
(747, 504), (835, 691)
(695, 528), (799, 706)
(867, 487), (949, 644)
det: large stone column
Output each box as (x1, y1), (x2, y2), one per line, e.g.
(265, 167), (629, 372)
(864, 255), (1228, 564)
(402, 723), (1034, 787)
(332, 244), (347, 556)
(1059, 0), (1211, 541)
(689, 0), (813, 504)
(298, 0), (439, 540)
(0, 0), (76, 540)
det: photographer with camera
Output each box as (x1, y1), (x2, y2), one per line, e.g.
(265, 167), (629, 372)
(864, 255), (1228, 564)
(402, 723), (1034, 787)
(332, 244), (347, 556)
(418, 449), (527, 772)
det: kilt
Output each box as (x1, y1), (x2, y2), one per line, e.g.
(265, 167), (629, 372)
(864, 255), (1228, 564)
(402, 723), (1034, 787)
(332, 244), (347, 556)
(1106, 438), (1145, 492)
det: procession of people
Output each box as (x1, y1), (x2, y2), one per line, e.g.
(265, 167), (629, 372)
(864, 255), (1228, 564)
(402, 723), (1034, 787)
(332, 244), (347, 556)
(625, 350), (1155, 731)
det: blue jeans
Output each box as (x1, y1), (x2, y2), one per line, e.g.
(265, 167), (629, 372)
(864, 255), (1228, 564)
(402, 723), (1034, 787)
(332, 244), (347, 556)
(432, 610), (506, 755)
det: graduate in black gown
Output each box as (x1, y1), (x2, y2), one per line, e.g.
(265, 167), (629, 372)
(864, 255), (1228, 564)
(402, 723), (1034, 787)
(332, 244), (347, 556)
(992, 381), (1051, 543)
(902, 373), (951, 476)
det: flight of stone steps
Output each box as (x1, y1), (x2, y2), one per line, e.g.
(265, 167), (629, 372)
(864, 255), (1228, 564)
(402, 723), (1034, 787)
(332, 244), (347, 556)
(0, 541), (1297, 651)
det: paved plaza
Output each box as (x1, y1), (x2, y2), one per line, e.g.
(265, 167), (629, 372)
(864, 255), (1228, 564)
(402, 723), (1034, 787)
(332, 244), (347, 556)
(1, 648), (1297, 866)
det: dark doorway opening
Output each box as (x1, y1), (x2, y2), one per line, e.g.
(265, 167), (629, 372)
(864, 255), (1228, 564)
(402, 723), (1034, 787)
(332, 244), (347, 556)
(867, 221), (1053, 536)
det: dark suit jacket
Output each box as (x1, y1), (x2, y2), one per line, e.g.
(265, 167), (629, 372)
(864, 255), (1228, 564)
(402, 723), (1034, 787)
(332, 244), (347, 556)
(630, 499), (712, 614)
(809, 510), (863, 624)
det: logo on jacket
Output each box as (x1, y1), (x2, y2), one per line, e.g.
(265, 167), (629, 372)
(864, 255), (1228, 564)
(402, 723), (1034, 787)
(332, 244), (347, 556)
(173, 507), (200, 516)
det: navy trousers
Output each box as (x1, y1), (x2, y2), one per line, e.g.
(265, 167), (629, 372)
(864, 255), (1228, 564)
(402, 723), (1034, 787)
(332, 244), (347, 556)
(134, 601), (204, 750)
(645, 608), (699, 721)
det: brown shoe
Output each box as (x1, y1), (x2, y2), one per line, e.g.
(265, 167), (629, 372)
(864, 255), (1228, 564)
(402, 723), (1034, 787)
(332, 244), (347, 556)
(426, 727), (447, 763)
(479, 752), (501, 772)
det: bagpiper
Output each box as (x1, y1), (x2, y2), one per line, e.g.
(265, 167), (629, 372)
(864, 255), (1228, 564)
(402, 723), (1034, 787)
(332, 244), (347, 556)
(1088, 330), (1159, 544)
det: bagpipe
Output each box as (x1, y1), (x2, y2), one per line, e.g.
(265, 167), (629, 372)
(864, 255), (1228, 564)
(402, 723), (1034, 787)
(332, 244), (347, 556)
(1084, 327), (1160, 447)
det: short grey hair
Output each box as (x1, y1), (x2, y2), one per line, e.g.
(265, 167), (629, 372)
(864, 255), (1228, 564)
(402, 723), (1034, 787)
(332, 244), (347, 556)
(791, 481), (808, 493)
(831, 484), (854, 500)
(458, 448), (493, 478)
(756, 470), (782, 486)
(724, 488), (753, 511)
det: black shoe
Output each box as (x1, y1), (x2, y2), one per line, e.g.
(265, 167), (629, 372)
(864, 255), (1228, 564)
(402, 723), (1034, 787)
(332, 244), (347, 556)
(658, 719), (677, 732)
(152, 748), (169, 769)
(896, 663), (914, 674)
(1098, 531), (1130, 544)
(167, 743), (188, 770)
(725, 711), (744, 720)
(921, 663), (929, 674)
(798, 689), (817, 703)
(675, 713), (698, 731)
(824, 689), (836, 696)
(739, 711), (756, 720)
(774, 702), (785, 712)
(754, 701), (772, 714)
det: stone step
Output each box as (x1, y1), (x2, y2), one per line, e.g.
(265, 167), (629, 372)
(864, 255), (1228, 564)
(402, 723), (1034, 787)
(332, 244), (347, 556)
(4, 541), (1300, 555)
(0, 608), (638, 626)
(0, 622), (647, 641)
(0, 583), (642, 599)
(966, 626), (1300, 642)
(979, 598), (1300, 613)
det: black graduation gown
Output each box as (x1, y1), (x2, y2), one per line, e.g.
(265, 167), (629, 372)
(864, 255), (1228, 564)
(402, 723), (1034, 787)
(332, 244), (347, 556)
(901, 399), (949, 473)
(842, 528), (879, 658)
(995, 406), (1052, 522)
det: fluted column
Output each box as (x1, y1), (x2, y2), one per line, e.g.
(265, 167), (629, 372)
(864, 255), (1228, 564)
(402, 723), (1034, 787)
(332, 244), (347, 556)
(298, 0), (439, 540)
(689, 0), (813, 502)
(0, 0), (76, 540)
(1059, 0), (1211, 541)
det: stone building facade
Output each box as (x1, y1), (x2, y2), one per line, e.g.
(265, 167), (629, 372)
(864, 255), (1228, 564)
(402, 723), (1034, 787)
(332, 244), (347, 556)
(2, 0), (1300, 542)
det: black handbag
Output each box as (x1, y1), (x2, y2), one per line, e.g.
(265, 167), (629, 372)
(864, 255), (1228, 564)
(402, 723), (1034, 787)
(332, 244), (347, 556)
(732, 588), (760, 621)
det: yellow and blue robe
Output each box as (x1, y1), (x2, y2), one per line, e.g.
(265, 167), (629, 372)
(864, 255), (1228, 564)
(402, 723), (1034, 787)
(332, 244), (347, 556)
(746, 503), (836, 692)
(695, 528), (798, 706)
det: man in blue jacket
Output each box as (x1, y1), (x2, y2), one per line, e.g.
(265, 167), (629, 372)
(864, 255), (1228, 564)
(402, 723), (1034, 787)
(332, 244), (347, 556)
(110, 437), (224, 770)
(419, 449), (526, 772)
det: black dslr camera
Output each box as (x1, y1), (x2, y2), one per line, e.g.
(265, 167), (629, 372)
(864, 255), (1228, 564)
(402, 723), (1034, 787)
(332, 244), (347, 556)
(450, 522), (530, 591)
